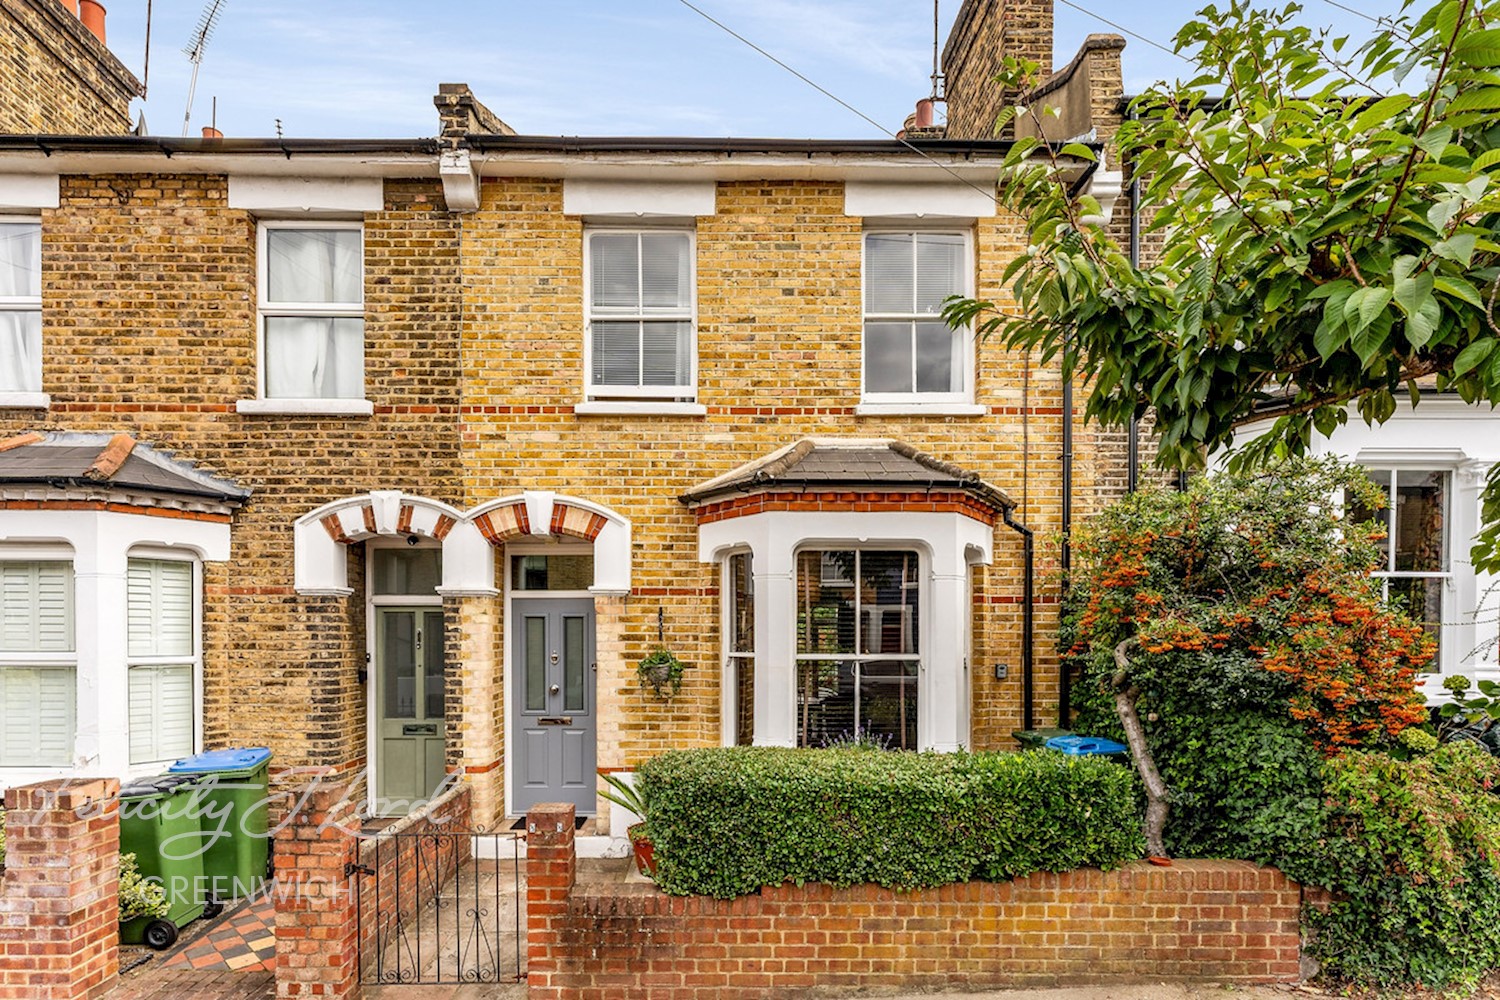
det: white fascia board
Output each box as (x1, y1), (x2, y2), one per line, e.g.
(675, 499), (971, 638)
(844, 180), (995, 219)
(229, 175), (384, 214)
(0, 174), (59, 210)
(563, 179), (716, 217)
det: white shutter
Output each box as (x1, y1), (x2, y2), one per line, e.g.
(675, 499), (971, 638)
(129, 559), (194, 658)
(129, 664), (192, 765)
(0, 666), (75, 766)
(0, 561), (73, 653)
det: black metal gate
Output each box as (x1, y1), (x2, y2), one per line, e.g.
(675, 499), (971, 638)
(350, 829), (525, 985)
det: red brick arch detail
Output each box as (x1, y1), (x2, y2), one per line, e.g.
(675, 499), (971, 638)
(320, 512), (351, 543)
(473, 502), (531, 545)
(550, 503), (609, 541)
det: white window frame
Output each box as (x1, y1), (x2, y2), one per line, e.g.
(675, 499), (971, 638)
(0, 550), (76, 769)
(1360, 466), (1452, 672)
(792, 546), (924, 749)
(0, 214), (45, 403)
(125, 552), (202, 767)
(251, 219), (368, 409)
(721, 549), (755, 747)
(860, 226), (975, 408)
(581, 227), (698, 403)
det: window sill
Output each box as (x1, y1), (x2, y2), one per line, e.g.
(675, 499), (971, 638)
(855, 402), (987, 417)
(575, 401), (707, 417)
(0, 392), (50, 410)
(236, 398), (374, 416)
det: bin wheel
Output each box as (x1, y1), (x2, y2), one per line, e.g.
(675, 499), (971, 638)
(143, 919), (178, 950)
(202, 899), (224, 920)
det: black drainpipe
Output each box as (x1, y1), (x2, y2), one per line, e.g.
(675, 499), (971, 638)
(1003, 506), (1036, 732)
(1059, 351), (1073, 729)
(1126, 105), (1142, 494)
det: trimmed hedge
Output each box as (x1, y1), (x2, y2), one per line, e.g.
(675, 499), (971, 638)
(636, 747), (1143, 898)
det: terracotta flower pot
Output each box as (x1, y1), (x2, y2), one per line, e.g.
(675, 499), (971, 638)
(627, 822), (657, 877)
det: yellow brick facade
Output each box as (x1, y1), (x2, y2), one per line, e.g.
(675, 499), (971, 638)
(0, 0), (140, 136)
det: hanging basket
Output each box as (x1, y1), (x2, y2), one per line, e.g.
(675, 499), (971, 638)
(637, 648), (687, 700)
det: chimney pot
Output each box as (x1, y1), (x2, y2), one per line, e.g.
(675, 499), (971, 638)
(79, 0), (105, 43)
(914, 98), (935, 129)
(202, 126), (223, 139)
(58, 0), (79, 15)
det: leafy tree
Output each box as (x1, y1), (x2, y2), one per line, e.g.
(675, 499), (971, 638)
(945, 0), (1500, 571)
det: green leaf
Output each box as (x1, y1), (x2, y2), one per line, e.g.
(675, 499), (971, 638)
(1474, 149), (1500, 171)
(1352, 93), (1415, 132)
(1434, 276), (1484, 307)
(1453, 339), (1496, 376)
(1454, 29), (1500, 68)
(1417, 125), (1454, 160)
(1406, 298), (1443, 349)
(1354, 286), (1392, 332)
(1433, 233), (1478, 267)
(1059, 143), (1097, 162)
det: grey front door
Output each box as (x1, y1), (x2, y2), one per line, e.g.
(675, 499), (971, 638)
(511, 598), (596, 814)
(375, 607), (447, 812)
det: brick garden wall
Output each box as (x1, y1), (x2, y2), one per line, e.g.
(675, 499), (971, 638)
(526, 804), (1303, 1000)
(0, 778), (120, 1000)
(0, 0), (140, 135)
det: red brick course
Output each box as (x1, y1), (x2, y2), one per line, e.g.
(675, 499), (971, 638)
(0, 778), (121, 1000)
(525, 804), (1303, 1000)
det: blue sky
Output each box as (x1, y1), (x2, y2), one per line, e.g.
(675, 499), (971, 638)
(96, 1), (1403, 140)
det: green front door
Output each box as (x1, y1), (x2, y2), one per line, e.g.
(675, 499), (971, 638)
(375, 607), (446, 813)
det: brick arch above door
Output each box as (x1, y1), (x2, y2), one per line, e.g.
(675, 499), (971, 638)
(293, 490), (631, 597)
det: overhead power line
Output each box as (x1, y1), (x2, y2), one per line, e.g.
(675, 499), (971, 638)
(672, 0), (1004, 206)
(1054, 0), (1185, 59)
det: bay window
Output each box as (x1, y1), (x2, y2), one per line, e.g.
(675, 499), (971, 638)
(127, 558), (198, 765)
(258, 222), (364, 400)
(585, 230), (695, 400)
(863, 231), (969, 402)
(0, 560), (75, 767)
(0, 219), (42, 393)
(795, 549), (920, 749)
(725, 552), (754, 746)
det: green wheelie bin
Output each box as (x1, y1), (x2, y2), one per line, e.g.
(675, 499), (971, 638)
(118, 775), (206, 950)
(167, 747), (274, 904)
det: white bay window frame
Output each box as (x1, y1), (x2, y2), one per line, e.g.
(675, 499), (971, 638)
(701, 510), (991, 752)
(126, 555), (201, 767)
(860, 227), (975, 408)
(582, 227), (697, 403)
(0, 511), (226, 791)
(251, 220), (367, 410)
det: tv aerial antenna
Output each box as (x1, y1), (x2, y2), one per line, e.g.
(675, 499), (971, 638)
(182, 0), (228, 137)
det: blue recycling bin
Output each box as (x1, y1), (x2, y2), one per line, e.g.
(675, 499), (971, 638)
(1045, 734), (1129, 763)
(167, 747), (273, 901)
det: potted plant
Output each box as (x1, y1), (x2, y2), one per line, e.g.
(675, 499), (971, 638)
(598, 770), (656, 877)
(636, 647), (687, 700)
(118, 851), (176, 949)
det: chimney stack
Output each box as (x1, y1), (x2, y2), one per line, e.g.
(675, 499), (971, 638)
(79, 0), (106, 44)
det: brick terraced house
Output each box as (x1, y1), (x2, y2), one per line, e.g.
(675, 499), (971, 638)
(0, 0), (1159, 831)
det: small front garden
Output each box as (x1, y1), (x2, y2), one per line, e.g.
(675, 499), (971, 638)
(628, 460), (1500, 991)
